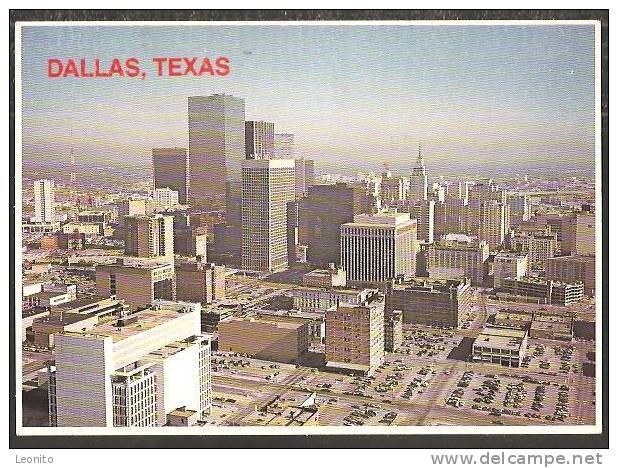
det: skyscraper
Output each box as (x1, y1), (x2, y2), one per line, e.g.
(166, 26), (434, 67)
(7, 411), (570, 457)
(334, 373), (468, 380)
(245, 121), (275, 160)
(409, 145), (428, 203)
(34, 179), (55, 222)
(241, 159), (296, 272)
(188, 94), (245, 210)
(294, 158), (316, 199)
(410, 199), (435, 243)
(152, 148), (189, 204)
(341, 212), (417, 285)
(302, 183), (375, 267)
(274, 133), (295, 159)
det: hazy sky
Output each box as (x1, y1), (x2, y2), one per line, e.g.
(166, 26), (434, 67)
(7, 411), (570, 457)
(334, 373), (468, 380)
(20, 24), (596, 175)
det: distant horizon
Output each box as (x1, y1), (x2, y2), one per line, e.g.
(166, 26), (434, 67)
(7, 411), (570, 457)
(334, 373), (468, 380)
(21, 24), (596, 175)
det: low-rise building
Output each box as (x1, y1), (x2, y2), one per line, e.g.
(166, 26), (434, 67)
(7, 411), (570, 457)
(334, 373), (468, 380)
(23, 284), (77, 310)
(218, 316), (309, 363)
(292, 287), (378, 314)
(499, 277), (584, 306)
(95, 258), (176, 310)
(471, 326), (528, 367)
(493, 310), (534, 330)
(530, 313), (574, 341)
(385, 277), (472, 327)
(302, 265), (347, 288)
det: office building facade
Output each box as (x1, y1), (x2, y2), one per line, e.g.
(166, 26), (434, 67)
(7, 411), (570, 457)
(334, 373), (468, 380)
(341, 213), (417, 285)
(241, 159), (296, 272)
(188, 94), (245, 209)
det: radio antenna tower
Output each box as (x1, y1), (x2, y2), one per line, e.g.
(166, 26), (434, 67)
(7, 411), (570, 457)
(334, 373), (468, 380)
(69, 128), (76, 186)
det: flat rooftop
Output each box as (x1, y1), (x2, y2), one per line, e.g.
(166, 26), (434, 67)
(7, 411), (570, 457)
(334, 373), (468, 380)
(474, 326), (527, 351)
(61, 307), (193, 342)
(224, 316), (306, 330)
(346, 212), (412, 227)
(495, 310), (534, 322)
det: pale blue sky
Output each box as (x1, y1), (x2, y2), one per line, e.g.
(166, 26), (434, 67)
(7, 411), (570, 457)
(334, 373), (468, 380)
(20, 24), (596, 175)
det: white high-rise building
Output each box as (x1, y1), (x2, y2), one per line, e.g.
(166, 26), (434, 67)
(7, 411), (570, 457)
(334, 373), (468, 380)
(341, 212), (417, 285)
(151, 187), (180, 209)
(241, 159), (296, 272)
(48, 301), (212, 427)
(34, 179), (55, 222)
(409, 145), (428, 203)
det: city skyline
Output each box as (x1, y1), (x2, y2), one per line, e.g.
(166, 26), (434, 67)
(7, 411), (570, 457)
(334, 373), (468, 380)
(21, 24), (596, 175)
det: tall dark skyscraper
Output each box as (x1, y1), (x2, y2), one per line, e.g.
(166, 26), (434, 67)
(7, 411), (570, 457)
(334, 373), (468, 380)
(302, 182), (375, 267)
(245, 121), (275, 160)
(188, 94), (246, 210)
(152, 148), (188, 204)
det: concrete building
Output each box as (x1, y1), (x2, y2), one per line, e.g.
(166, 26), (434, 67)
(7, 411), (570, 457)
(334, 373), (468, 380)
(384, 310), (403, 352)
(493, 310), (534, 330)
(427, 239), (489, 286)
(493, 252), (529, 289)
(256, 310), (326, 343)
(218, 316), (309, 363)
(302, 183), (375, 267)
(499, 277), (584, 306)
(245, 120), (275, 160)
(478, 200), (509, 249)
(341, 212), (417, 285)
(509, 232), (558, 269)
(22, 221), (61, 234)
(31, 297), (125, 348)
(325, 294), (385, 376)
(95, 258), (176, 310)
(471, 326), (528, 368)
(409, 146), (428, 202)
(241, 158), (296, 272)
(34, 179), (55, 222)
(175, 260), (225, 305)
(124, 214), (174, 260)
(529, 312), (574, 341)
(151, 187), (180, 209)
(76, 210), (112, 230)
(302, 265), (347, 288)
(117, 198), (155, 226)
(188, 94), (245, 210)
(385, 277), (472, 327)
(546, 255), (595, 296)
(24, 284), (77, 310)
(62, 222), (101, 236)
(292, 287), (378, 314)
(152, 148), (189, 204)
(546, 212), (595, 256)
(49, 301), (211, 427)
(273, 133), (294, 159)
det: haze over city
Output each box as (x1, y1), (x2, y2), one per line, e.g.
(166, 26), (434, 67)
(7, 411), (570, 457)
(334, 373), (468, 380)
(21, 24), (596, 175)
